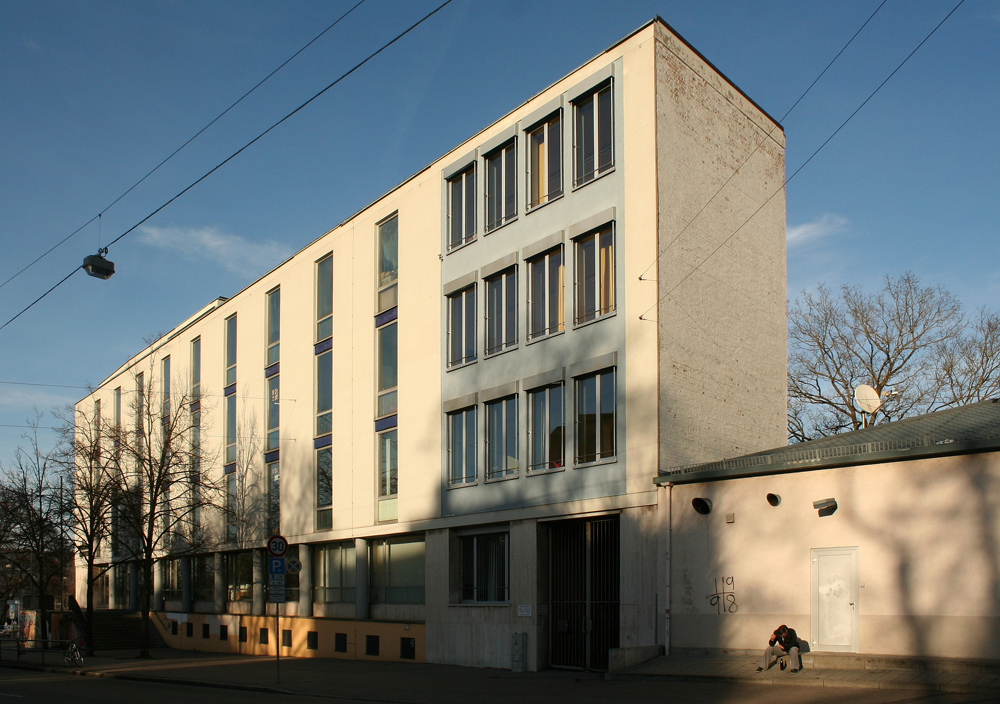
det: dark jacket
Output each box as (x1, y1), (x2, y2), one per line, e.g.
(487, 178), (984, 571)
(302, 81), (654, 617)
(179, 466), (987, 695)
(769, 628), (799, 651)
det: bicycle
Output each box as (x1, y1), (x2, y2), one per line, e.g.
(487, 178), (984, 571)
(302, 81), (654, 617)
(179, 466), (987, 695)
(63, 638), (83, 668)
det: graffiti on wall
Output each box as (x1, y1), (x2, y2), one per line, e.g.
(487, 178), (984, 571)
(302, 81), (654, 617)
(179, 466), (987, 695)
(707, 576), (738, 614)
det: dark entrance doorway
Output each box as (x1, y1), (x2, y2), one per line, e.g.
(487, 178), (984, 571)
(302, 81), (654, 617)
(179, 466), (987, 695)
(548, 515), (619, 670)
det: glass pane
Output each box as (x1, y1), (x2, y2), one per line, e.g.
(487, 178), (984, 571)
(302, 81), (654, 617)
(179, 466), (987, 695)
(577, 375), (596, 463)
(597, 85), (613, 173)
(267, 289), (280, 346)
(225, 316), (237, 369)
(486, 153), (501, 230)
(378, 217), (398, 288)
(600, 370), (616, 458)
(464, 408), (476, 483)
(449, 176), (463, 248)
(379, 430), (397, 497)
(464, 289), (476, 362)
(316, 508), (332, 531)
(378, 323), (397, 392)
(267, 376), (279, 432)
(505, 271), (516, 347)
(600, 229), (615, 315)
(576, 95), (594, 183)
(550, 248), (564, 332)
(487, 402), (502, 478)
(316, 352), (332, 414)
(316, 315), (332, 341)
(487, 277), (502, 354)
(529, 258), (545, 338)
(317, 256), (333, 321)
(549, 386), (564, 467)
(530, 390), (545, 469)
(464, 169), (476, 240)
(316, 448), (332, 508)
(191, 339), (200, 388)
(450, 413), (464, 484)
(449, 294), (463, 365)
(577, 236), (596, 323)
(504, 144), (516, 220)
(548, 114), (562, 197)
(505, 397), (517, 473)
(529, 126), (543, 207)
(225, 394), (236, 463)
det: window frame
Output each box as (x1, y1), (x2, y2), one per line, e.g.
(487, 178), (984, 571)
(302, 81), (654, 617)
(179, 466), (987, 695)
(447, 164), (476, 250)
(313, 541), (357, 603)
(315, 350), (332, 437)
(266, 286), (280, 365)
(267, 460), (280, 536)
(527, 382), (565, 473)
(160, 356), (171, 422)
(377, 428), (398, 499)
(484, 267), (517, 356)
(574, 367), (617, 466)
(461, 532), (509, 603)
(376, 320), (397, 419)
(573, 79), (614, 188)
(377, 214), (398, 314)
(266, 375), (279, 452)
(447, 406), (477, 487)
(316, 254), (333, 342)
(190, 337), (201, 400)
(484, 140), (517, 232)
(573, 225), (616, 326)
(485, 396), (518, 481)
(446, 286), (477, 368)
(224, 314), (237, 386)
(527, 246), (565, 342)
(316, 447), (332, 531)
(526, 111), (563, 210)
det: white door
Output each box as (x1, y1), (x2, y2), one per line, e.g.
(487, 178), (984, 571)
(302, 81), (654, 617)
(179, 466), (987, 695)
(810, 547), (858, 652)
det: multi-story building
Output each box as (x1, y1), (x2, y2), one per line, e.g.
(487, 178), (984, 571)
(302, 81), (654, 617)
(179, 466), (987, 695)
(75, 17), (786, 671)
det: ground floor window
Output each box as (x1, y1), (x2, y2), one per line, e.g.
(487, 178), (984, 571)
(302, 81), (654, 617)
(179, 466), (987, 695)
(314, 541), (356, 603)
(461, 532), (508, 602)
(371, 535), (425, 604)
(225, 551), (253, 602)
(192, 554), (214, 602)
(164, 558), (182, 601)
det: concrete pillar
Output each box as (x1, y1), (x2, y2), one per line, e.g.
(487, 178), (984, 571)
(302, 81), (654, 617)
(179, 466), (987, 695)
(109, 565), (119, 610)
(252, 549), (265, 616)
(214, 553), (226, 614)
(153, 560), (164, 611)
(298, 543), (313, 618)
(181, 556), (192, 612)
(355, 538), (369, 620)
(129, 561), (139, 610)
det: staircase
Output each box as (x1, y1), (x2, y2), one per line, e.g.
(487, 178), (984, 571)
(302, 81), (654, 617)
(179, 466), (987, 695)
(89, 611), (168, 650)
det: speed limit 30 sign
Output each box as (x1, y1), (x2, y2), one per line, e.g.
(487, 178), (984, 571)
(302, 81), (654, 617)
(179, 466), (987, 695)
(267, 534), (289, 558)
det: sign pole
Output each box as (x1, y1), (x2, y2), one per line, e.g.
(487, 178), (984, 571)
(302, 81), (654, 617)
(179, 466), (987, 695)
(266, 535), (289, 685)
(275, 610), (280, 684)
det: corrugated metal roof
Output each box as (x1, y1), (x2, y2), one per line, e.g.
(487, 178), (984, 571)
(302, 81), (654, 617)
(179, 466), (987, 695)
(656, 399), (1000, 484)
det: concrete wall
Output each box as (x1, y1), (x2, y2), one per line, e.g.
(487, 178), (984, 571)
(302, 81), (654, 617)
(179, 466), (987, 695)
(654, 23), (787, 469)
(669, 450), (1000, 659)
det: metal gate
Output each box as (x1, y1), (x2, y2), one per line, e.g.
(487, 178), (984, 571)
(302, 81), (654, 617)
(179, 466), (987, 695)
(549, 515), (620, 670)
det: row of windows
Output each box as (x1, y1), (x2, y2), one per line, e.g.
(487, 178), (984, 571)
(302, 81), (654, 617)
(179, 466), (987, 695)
(447, 80), (614, 251)
(447, 367), (616, 487)
(447, 225), (615, 368)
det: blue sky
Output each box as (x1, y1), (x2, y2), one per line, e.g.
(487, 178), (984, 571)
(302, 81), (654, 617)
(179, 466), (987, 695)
(1, 0), (998, 463)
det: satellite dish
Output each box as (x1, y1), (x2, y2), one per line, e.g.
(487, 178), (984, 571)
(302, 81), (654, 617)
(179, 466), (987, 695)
(854, 384), (881, 414)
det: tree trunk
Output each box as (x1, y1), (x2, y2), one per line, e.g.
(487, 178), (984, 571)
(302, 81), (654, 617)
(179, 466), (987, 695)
(85, 559), (95, 655)
(139, 557), (152, 658)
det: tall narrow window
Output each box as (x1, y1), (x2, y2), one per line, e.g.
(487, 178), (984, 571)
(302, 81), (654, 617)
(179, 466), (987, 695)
(574, 81), (614, 186)
(378, 429), (397, 498)
(136, 372), (145, 456)
(528, 112), (562, 208)
(225, 392), (236, 466)
(266, 375), (279, 452)
(448, 166), (476, 250)
(113, 387), (121, 429)
(316, 351), (332, 436)
(448, 407), (477, 486)
(376, 321), (397, 418)
(160, 357), (170, 422)
(316, 254), (333, 341)
(462, 533), (508, 602)
(528, 246), (564, 340)
(528, 383), (564, 472)
(190, 337), (201, 400)
(447, 286), (476, 367)
(485, 396), (517, 480)
(267, 461), (280, 536)
(316, 448), (332, 530)
(224, 315), (237, 386)
(266, 287), (280, 365)
(575, 226), (615, 325)
(226, 473), (237, 542)
(191, 408), (201, 532)
(485, 142), (516, 231)
(377, 215), (398, 313)
(575, 368), (616, 464)
(485, 268), (517, 356)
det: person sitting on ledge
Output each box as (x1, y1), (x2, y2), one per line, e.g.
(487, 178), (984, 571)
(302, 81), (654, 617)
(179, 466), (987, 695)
(755, 624), (801, 673)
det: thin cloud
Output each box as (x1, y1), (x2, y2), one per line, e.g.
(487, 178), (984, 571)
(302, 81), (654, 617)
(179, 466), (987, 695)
(786, 213), (849, 248)
(139, 225), (293, 279)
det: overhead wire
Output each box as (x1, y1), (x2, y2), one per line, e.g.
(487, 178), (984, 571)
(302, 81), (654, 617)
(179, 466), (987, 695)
(638, 0), (966, 322)
(0, 0), (368, 294)
(0, 0), (454, 336)
(639, 0), (887, 282)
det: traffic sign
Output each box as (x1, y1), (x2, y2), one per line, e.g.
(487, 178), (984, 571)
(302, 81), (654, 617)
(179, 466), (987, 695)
(284, 558), (302, 575)
(267, 534), (289, 558)
(269, 573), (286, 603)
(268, 557), (285, 575)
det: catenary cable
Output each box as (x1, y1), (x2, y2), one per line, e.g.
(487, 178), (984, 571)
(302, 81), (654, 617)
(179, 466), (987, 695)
(638, 0), (966, 322)
(0, 0), (454, 336)
(638, 0), (888, 282)
(0, 0), (369, 293)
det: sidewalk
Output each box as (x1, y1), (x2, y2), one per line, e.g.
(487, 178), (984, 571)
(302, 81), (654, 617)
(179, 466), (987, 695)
(4, 645), (1000, 697)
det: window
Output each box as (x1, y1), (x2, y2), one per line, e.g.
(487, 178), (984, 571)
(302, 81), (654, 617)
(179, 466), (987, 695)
(462, 532), (508, 602)
(160, 356), (170, 421)
(485, 397), (517, 480)
(448, 165), (476, 249)
(266, 375), (279, 451)
(574, 226), (615, 325)
(528, 246), (564, 340)
(316, 350), (332, 436)
(485, 268), (517, 355)
(314, 541), (356, 603)
(573, 81), (613, 186)
(113, 386), (121, 429)
(378, 429), (397, 498)
(164, 558), (182, 601)
(267, 461), (280, 536)
(447, 286), (476, 367)
(527, 112), (562, 208)
(225, 551), (253, 602)
(528, 383), (564, 472)
(266, 287), (280, 365)
(575, 368), (616, 464)
(136, 372), (145, 456)
(371, 536), (425, 604)
(377, 215), (398, 313)
(316, 447), (332, 531)
(224, 392), (236, 465)
(448, 406), (476, 486)
(485, 141), (516, 231)
(191, 554), (214, 602)
(224, 314), (237, 386)
(190, 337), (201, 399)
(226, 473), (237, 541)
(190, 408), (201, 532)
(376, 321), (397, 418)
(316, 255), (333, 341)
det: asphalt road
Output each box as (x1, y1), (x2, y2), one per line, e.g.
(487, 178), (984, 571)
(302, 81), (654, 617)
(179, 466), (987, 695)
(2, 668), (999, 704)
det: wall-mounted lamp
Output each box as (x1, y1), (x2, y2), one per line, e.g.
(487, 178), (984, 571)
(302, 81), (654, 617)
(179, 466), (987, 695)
(692, 498), (712, 515)
(813, 498), (838, 516)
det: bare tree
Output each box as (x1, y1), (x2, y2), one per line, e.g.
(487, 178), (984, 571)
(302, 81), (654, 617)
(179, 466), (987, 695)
(225, 402), (267, 551)
(788, 272), (1000, 442)
(0, 411), (71, 645)
(110, 360), (222, 657)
